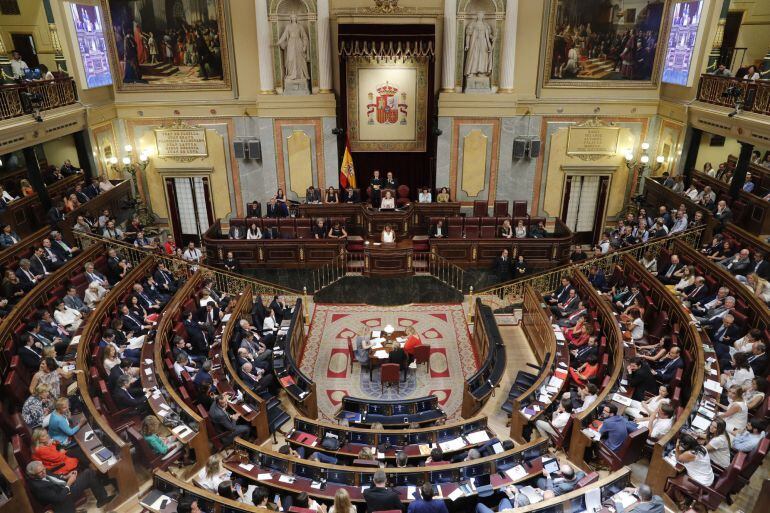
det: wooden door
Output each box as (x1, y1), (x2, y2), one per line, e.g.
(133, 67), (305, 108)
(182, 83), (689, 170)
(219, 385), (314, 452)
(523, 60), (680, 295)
(561, 175), (610, 246)
(164, 176), (214, 247)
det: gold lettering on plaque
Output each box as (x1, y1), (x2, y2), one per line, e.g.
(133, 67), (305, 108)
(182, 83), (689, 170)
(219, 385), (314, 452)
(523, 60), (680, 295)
(154, 121), (208, 159)
(567, 126), (620, 156)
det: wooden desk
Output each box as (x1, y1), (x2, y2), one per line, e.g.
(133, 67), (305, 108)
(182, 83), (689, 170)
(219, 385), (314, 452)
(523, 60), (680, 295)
(363, 240), (414, 277)
(0, 453), (33, 513)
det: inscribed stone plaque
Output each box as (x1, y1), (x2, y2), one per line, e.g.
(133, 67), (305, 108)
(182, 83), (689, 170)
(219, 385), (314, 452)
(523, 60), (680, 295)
(567, 127), (620, 156)
(155, 128), (208, 158)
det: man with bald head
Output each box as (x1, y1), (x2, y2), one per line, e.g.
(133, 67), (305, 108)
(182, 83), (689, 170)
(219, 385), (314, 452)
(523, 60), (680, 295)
(722, 248), (751, 276)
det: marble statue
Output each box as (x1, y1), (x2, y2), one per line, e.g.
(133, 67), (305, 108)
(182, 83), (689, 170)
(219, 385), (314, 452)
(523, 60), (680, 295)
(464, 12), (494, 77)
(278, 14), (309, 82)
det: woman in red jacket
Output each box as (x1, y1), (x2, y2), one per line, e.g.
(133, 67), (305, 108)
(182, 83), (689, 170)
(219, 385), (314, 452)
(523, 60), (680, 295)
(403, 326), (422, 356)
(31, 428), (80, 475)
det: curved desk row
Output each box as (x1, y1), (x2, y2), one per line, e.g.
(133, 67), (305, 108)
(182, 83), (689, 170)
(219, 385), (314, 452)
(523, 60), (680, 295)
(462, 299), (507, 418)
(227, 437), (548, 503)
(288, 415), (491, 461)
(336, 395), (445, 427)
(273, 298), (317, 419)
(0, 173), (82, 237)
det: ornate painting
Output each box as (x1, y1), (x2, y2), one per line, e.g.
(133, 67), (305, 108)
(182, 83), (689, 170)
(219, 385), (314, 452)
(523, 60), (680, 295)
(100, 0), (231, 91)
(346, 57), (428, 153)
(543, 0), (670, 88)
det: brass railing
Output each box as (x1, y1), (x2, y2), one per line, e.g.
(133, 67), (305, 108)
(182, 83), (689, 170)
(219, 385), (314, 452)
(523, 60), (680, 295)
(476, 226), (705, 309)
(71, 230), (303, 300)
(697, 74), (770, 116)
(310, 249), (356, 293)
(0, 77), (79, 120)
(414, 250), (465, 292)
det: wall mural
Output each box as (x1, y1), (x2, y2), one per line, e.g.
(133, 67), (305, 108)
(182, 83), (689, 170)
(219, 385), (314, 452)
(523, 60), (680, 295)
(100, 0), (231, 91)
(346, 57), (428, 153)
(543, 0), (670, 88)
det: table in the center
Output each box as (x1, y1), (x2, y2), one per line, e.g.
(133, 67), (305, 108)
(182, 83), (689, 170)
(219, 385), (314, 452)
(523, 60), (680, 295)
(366, 329), (407, 379)
(362, 240), (414, 277)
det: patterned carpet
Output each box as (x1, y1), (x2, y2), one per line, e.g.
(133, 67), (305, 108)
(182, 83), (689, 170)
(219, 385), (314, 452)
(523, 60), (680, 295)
(299, 304), (478, 421)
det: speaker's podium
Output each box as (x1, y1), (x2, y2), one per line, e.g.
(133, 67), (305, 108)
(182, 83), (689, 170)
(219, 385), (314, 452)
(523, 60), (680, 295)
(360, 239), (415, 277)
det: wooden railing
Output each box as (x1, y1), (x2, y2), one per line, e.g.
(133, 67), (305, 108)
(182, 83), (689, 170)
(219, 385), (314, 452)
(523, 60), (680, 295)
(509, 285), (563, 443)
(0, 173), (83, 237)
(0, 451), (33, 513)
(149, 469), (272, 513)
(697, 74), (770, 116)
(0, 77), (78, 120)
(152, 271), (211, 476)
(566, 269), (625, 470)
(0, 226), (50, 270)
(74, 256), (154, 507)
(461, 298), (506, 418)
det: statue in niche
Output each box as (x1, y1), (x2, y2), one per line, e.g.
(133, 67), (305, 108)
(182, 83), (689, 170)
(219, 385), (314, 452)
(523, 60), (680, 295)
(278, 14), (310, 94)
(463, 12), (494, 92)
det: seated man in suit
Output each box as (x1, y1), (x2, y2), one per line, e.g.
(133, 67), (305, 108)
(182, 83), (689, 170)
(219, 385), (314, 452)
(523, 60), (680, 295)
(26, 460), (114, 513)
(545, 278), (574, 306)
(114, 374), (149, 413)
(239, 362), (276, 398)
(342, 186), (358, 203)
(209, 393), (252, 446)
(108, 359), (142, 394)
(551, 289), (580, 318)
(39, 239), (65, 268)
(30, 248), (53, 276)
(430, 220), (447, 238)
(535, 463), (586, 498)
(119, 303), (153, 335)
(270, 295), (289, 325)
(240, 330), (272, 369)
(133, 283), (162, 312)
(587, 265), (607, 291)
(696, 295), (736, 326)
(363, 469), (402, 513)
(691, 286), (729, 318)
(143, 275), (171, 306)
(18, 333), (43, 369)
(154, 262), (178, 294)
(614, 284), (641, 311)
(16, 258), (42, 291)
(712, 313), (742, 363)
(38, 310), (72, 346)
(106, 248), (132, 285)
(83, 262), (110, 289)
(748, 342), (768, 376)
(571, 335), (599, 366)
(626, 357), (659, 401)
(50, 231), (79, 261)
(679, 277), (709, 307)
(305, 186), (321, 204)
(183, 310), (211, 357)
(558, 301), (587, 328)
(652, 346), (684, 383)
(228, 223), (244, 239)
(658, 254), (683, 285)
(722, 248), (752, 276)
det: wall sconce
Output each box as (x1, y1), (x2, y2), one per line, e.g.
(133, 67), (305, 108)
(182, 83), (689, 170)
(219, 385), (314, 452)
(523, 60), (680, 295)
(623, 143), (665, 210)
(108, 145), (154, 225)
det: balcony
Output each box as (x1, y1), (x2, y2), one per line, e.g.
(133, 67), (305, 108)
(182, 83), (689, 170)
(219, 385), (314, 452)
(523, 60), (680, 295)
(0, 77), (79, 121)
(696, 73), (770, 116)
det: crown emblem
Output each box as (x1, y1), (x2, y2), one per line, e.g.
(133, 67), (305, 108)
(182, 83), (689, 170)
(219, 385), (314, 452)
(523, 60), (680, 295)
(376, 82), (399, 96)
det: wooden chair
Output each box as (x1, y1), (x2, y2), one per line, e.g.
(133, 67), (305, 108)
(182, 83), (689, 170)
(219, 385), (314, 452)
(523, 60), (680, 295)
(473, 200), (488, 217)
(380, 363), (400, 393)
(665, 451), (745, 511)
(413, 344), (431, 373)
(595, 427), (649, 471)
(126, 426), (183, 471)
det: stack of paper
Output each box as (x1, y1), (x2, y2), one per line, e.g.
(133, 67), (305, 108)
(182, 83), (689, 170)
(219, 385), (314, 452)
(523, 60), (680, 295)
(465, 430), (490, 444)
(239, 463), (254, 471)
(505, 465), (527, 481)
(438, 437), (465, 452)
(373, 350), (389, 359)
(691, 415), (711, 431)
(257, 473), (272, 480)
(612, 393), (632, 406)
(278, 475), (295, 484)
(548, 376), (564, 388)
(704, 379), (723, 394)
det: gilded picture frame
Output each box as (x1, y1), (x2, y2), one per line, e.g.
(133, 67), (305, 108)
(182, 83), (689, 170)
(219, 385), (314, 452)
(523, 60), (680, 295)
(346, 57), (428, 153)
(542, 0), (672, 89)
(99, 0), (232, 91)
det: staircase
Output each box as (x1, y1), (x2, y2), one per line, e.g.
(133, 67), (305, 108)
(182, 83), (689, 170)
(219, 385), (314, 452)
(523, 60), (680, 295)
(140, 61), (180, 77)
(577, 57), (616, 79)
(266, 395), (291, 433)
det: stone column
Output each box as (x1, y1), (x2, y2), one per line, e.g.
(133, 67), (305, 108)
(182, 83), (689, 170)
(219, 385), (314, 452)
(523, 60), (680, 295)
(317, 0), (332, 92)
(498, 0), (518, 92)
(22, 147), (51, 211)
(442, 0), (457, 92)
(680, 127), (702, 188)
(255, 0), (275, 94)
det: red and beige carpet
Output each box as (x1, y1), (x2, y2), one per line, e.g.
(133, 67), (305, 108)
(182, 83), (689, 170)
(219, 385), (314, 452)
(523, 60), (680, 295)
(299, 304), (478, 421)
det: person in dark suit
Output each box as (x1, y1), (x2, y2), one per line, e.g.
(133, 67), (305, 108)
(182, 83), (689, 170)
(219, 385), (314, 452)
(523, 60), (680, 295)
(18, 333), (43, 369)
(551, 289), (580, 318)
(492, 249), (512, 282)
(154, 262), (178, 294)
(183, 310), (210, 356)
(60, 160), (81, 176)
(50, 232), (78, 261)
(265, 198), (280, 218)
(342, 186), (359, 203)
(384, 171), (398, 190)
(239, 362), (276, 398)
(711, 314), (742, 364)
(114, 375), (149, 412)
(119, 303), (152, 335)
(658, 255), (683, 285)
(680, 278), (709, 306)
(16, 258), (42, 291)
(363, 470), (402, 513)
(311, 219), (327, 239)
(246, 201), (261, 218)
(26, 460), (114, 513)
(751, 252), (770, 280)
(653, 347), (684, 383)
(251, 294), (270, 329)
(305, 186), (321, 204)
(614, 285), (640, 311)
(73, 184), (90, 204)
(388, 345), (409, 372)
(370, 170), (383, 208)
(270, 295), (287, 325)
(587, 265), (607, 291)
(545, 278), (574, 305)
(30, 248), (51, 277)
(38, 310), (71, 345)
(626, 358), (659, 401)
(133, 283), (162, 311)
(209, 394), (252, 446)
(571, 336), (598, 366)
(46, 202), (66, 227)
(430, 220), (447, 238)
(106, 249), (131, 285)
(714, 201), (733, 229)
(108, 360), (142, 394)
(748, 343), (768, 376)
(228, 224), (244, 240)
(144, 276), (170, 305)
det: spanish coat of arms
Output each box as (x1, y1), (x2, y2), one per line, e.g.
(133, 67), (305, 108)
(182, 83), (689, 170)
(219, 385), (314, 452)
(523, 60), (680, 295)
(366, 81), (408, 125)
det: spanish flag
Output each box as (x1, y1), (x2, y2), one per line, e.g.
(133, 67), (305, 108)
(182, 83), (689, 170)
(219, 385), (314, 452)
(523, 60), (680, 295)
(339, 136), (356, 188)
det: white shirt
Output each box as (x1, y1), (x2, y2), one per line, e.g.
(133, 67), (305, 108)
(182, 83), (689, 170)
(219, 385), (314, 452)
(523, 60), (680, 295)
(551, 410), (571, 430)
(173, 361), (196, 379)
(195, 467), (230, 492)
(575, 394), (597, 413)
(263, 316), (277, 332)
(10, 58), (29, 78)
(54, 307), (82, 327)
(419, 192), (432, 203)
(680, 450), (714, 486)
(183, 248), (202, 262)
(707, 434), (731, 467)
(247, 228), (262, 240)
(725, 400), (749, 436)
(725, 367), (754, 389)
(631, 318), (645, 341)
(380, 197), (395, 209)
(382, 230), (395, 243)
(99, 180), (115, 192)
(650, 417), (673, 439)
(1, 190), (16, 202)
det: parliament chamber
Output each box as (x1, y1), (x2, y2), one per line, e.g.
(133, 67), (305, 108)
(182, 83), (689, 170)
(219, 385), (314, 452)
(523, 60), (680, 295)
(1, 1), (770, 513)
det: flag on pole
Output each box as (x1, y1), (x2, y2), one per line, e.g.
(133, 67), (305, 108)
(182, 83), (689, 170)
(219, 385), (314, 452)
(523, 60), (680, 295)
(339, 136), (356, 188)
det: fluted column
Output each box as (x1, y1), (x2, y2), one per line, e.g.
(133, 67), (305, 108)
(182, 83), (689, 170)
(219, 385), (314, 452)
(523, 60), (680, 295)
(255, 0), (275, 94)
(442, 0), (457, 92)
(317, 0), (332, 92)
(498, 0), (518, 92)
